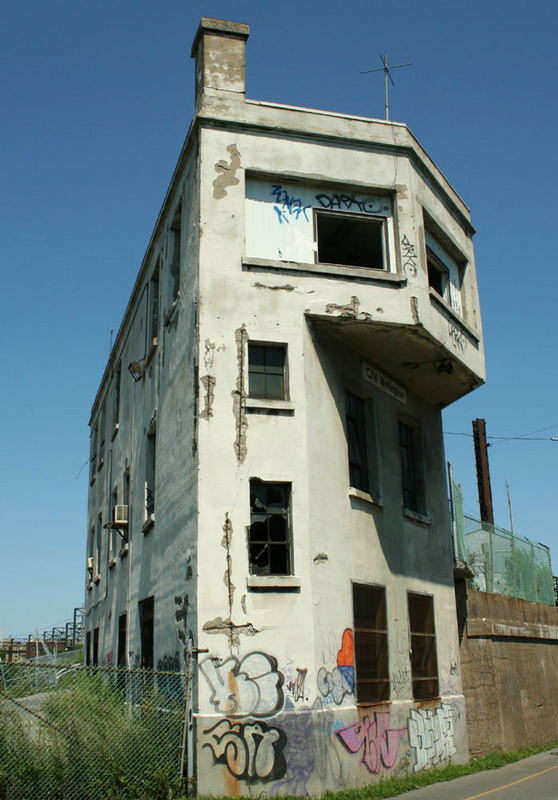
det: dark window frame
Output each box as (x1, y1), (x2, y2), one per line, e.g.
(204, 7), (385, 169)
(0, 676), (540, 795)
(248, 480), (292, 576)
(248, 342), (288, 400)
(352, 582), (390, 704)
(407, 592), (439, 700)
(139, 596), (155, 669)
(169, 205), (182, 301)
(314, 209), (388, 271)
(346, 391), (369, 493)
(398, 420), (424, 514)
(426, 247), (449, 300)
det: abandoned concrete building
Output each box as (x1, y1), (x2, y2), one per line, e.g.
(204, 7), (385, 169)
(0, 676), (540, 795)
(84, 18), (487, 794)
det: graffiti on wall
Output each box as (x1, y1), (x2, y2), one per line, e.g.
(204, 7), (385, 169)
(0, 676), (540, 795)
(286, 667), (308, 703)
(200, 651), (284, 717)
(448, 322), (466, 350)
(203, 719), (287, 782)
(315, 193), (388, 215)
(335, 712), (406, 774)
(271, 185), (311, 224)
(408, 703), (456, 772)
(401, 235), (418, 276)
(157, 652), (180, 672)
(317, 629), (355, 705)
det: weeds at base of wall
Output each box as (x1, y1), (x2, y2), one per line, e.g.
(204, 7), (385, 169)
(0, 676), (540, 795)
(198, 741), (558, 800)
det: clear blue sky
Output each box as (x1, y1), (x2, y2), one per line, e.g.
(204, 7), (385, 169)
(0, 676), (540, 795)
(2, 0), (557, 637)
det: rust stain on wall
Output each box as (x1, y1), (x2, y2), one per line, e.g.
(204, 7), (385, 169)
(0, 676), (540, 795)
(232, 325), (248, 463)
(213, 144), (241, 199)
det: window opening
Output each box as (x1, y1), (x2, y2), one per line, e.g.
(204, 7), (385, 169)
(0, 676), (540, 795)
(113, 364), (121, 431)
(98, 403), (106, 467)
(408, 592), (439, 699)
(427, 249), (449, 298)
(316, 211), (386, 270)
(248, 343), (287, 399)
(145, 429), (156, 522)
(399, 422), (422, 513)
(117, 613), (127, 668)
(169, 206), (181, 300)
(90, 424), (98, 481)
(249, 481), (291, 575)
(139, 596), (154, 669)
(353, 583), (389, 703)
(109, 488), (118, 561)
(150, 265), (160, 343)
(95, 513), (102, 579)
(346, 391), (369, 492)
(86, 630), (91, 666)
(92, 627), (99, 666)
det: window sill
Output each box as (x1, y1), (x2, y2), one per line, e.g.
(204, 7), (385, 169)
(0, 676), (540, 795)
(348, 487), (383, 507)
(145, 338), (158, 367)
(247, 575), (301, 592)
(403, 508), (431, 526)
(164, 295), (180, 327)
(119, 543), (129, 558)
(97, 457), (104, 473)
(94, 575), (101, 584)
(108, 558), (117, 570)
(142, 515), (155, 534)
(243, 256), (407, 284)
(428, 289), (480, 343)
(111, 423), (119, 441)
(87, 581), (93, 591)
(245, 398), (294, 411)
(90, 474), (96, 487)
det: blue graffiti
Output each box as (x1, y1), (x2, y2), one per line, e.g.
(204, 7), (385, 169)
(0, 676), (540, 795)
(315, 192), (385, 215)
(271, 185), (311, 224)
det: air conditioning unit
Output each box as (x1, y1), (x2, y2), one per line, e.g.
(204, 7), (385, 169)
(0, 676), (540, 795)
(87, 557), (94, 576)
(113, 504), (129, 526)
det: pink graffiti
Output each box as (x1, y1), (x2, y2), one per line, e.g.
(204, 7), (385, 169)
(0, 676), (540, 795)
(336, 712), (406, 774)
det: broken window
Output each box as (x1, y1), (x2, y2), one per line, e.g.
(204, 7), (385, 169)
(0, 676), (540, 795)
(408, 592), (439, 699)
(316, 211), (387, 270)
(249, 481), (292, 575)
(346, 391), (368, 492)
(427, 248), (449, 298)
(139, 596), (154, 669)
(248, 343), (287, 400)
(353, 583), (389, 703)
(169, 205), (181, 301)
(399, 421), (424, 514)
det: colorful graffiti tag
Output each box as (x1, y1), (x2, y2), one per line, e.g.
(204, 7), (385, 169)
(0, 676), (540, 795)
(200, 651), (284, 717)
(408, 703), (456, 772)
(203, 719), (287, 782)
(335, 712), (406, 774)
(317, 629), (355, 704)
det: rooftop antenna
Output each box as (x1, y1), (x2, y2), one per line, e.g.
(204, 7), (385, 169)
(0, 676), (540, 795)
(361, 54), (412, 121)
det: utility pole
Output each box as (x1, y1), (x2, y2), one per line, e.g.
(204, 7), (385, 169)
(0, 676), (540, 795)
(472, 418), (494, 525)
(506, 481), (515, 535)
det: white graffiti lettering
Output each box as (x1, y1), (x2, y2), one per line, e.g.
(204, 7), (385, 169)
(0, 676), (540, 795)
(407, 703), (456, 772)
(200, 651), (284, 717)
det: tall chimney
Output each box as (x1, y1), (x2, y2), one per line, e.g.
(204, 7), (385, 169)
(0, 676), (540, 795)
(191, 18), (250, 112)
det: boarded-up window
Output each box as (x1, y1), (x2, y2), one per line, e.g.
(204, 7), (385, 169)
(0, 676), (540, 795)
(408, 592), (439, 699)
(353, 583), (389, 703)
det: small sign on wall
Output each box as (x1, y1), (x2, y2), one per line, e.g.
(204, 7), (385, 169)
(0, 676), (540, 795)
(362, 362), (407, 404)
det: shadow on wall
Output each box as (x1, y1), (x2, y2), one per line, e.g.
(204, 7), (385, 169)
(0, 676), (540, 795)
(307, 320), (453, 586)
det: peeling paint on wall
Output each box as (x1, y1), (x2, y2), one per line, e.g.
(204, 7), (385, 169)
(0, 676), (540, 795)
(325, 296), (372, 321)
(213, 144), (241, 200)
(232, 325), (248, 463)
(200, 374), (216, 419)
(410, 296), (420, 324)
(222, 513), (235, 617)
(202, 616), (259, 647)
(252, 282), (295, 292)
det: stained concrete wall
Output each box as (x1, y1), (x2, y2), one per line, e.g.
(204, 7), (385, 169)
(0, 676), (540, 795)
(457, 585), (558, 755)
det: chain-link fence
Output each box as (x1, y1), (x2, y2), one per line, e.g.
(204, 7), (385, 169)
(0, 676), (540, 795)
(451, 479), (555, 605)
(0, 662), (189, 800)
